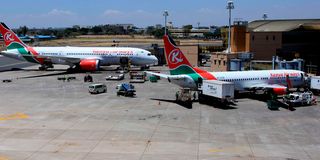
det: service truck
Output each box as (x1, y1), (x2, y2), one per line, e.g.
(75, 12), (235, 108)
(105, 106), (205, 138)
(310, 76), (320, 95)
(198, 80), (235, 104)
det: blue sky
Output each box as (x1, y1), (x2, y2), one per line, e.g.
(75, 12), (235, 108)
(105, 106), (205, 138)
(1, 0), (319, 28)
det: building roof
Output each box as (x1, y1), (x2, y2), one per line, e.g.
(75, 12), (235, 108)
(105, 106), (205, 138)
(248, 19), (320, 32)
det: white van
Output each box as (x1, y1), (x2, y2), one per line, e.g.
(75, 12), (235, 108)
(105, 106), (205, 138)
(88, 83), (107, 94)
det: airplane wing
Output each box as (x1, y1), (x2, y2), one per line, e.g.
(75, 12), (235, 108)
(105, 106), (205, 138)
(31, 54), (102, 64)
(145, 71), (170, 79)
(249, 83), (287, 90)
(32, 55), (81, 63)
(145, 71), (190, 80)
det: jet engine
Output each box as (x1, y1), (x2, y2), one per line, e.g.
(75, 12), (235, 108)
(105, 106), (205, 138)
(79, 59), (100, 71)
(272, 87), (287, 95)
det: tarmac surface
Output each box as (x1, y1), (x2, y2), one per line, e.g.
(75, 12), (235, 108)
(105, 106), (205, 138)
(0, 65), (320, 160)
(0, 56), (34, 72)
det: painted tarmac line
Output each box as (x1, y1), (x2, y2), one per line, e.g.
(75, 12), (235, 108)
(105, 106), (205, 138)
(0, 156), (9, 160)
(0, 113), (29, 121)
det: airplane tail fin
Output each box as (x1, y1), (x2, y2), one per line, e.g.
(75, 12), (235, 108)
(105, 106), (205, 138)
(163, 35), (194, 75)
(163, 35), (216, 80)
(0, 22), (44, 64)
(0, 22), (28, 50)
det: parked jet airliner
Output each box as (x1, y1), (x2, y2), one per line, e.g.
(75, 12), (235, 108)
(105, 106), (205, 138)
(0, 22), (158, 71)
(146, 35), (306, 95)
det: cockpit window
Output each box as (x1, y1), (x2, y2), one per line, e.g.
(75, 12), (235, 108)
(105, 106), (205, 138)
(147, 53), (151, 56)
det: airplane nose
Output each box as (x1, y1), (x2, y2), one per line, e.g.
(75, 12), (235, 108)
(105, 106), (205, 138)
(151, 56), (158, 65)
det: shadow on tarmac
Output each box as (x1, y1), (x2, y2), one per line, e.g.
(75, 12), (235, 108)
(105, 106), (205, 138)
(150, 98), (238, 110)
(150, 98), (193, 109)
(235, 92), (296, 111)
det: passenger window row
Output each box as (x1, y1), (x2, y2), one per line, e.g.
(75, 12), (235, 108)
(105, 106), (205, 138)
(224, 77), (269, 82)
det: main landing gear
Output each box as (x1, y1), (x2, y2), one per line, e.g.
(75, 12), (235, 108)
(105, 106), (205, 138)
(39, 64), (54, 71)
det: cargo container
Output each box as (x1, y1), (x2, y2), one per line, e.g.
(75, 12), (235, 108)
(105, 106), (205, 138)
(310, 76), (320, 91)
(199, 80), (234, 103)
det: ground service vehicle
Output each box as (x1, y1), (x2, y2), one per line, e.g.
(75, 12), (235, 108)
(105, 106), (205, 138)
(116, 83), (136, 97)
(88, 83), (107, 94)
(283, 91), (314, 107)
(310, 76), (320, 94)
(105, 74), (124, 81)
(175, 88), (192, 103)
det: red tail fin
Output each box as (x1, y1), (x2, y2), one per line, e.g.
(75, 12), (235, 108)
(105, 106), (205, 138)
(163, 35), (193, 70)
(163, 35), (217, 80)
(0, 22), (44, 64)
(0, 22), (28, 49)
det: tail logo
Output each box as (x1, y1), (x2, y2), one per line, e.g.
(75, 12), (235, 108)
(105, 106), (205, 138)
(4, 32), (14, 42)
(168, 49), (183, 64)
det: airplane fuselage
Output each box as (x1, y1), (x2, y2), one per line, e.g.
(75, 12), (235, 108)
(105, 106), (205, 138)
(1, 46), (158, 67)
(170, 69), (305, 91)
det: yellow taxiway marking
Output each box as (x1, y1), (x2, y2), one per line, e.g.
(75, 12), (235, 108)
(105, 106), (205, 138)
(0, 113), (29, 121)
(0, 156), (9, 160)
(208, 148), (224, 153)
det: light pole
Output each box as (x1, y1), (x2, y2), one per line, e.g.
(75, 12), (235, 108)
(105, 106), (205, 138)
(263, 13), (268, 20)
(226, 0), (234, 53)
(197, 22), (200, 45)
(163, 10), (169, 35)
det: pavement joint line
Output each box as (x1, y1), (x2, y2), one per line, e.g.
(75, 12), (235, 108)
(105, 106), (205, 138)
(80, 109), (129, 160)
(139, 100), (169, 160)
(197, 104), (202, 160)
(24, 115), (92, 160)
(237, 109), (256, 160)
(297, 112), (320, 160)
(279, 116), (313, 160)
(298, 143), (313, 160)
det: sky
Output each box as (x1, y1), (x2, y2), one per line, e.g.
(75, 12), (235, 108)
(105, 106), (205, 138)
(1, 0), (319, 28)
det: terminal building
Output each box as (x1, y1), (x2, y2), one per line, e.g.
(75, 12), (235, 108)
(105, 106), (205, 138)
(246, 19), (320, 72)
(212, 19), (320, 73)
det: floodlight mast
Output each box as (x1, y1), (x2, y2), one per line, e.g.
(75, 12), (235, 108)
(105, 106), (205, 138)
(163, 10), (169, 35)
(263, 13), (268, 20)
(226, 0), (234, 53)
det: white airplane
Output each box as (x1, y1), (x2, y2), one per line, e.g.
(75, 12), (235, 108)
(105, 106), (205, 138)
(146, 35), (306, 95)
(0, 22), (158, 71)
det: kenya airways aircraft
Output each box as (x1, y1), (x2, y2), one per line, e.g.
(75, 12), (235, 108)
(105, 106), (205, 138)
(146, 35), (306, 95)
(0, 22), (158, 71)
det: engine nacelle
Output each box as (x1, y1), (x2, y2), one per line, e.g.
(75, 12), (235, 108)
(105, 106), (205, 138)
(79, 59), (100, 71)
(272, 88), (287, 95)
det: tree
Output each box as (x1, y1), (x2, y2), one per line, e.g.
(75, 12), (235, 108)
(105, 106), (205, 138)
(18, 26), (28, 36)
(72, 25), (81, 31)
(203, 32), (215, 39)
(183, 25), (193, 37)
(91, 26), (103, 34)
(151, 28), (165, 39)
(145, 26), (155, 35)
(79, 27), (89, 35)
